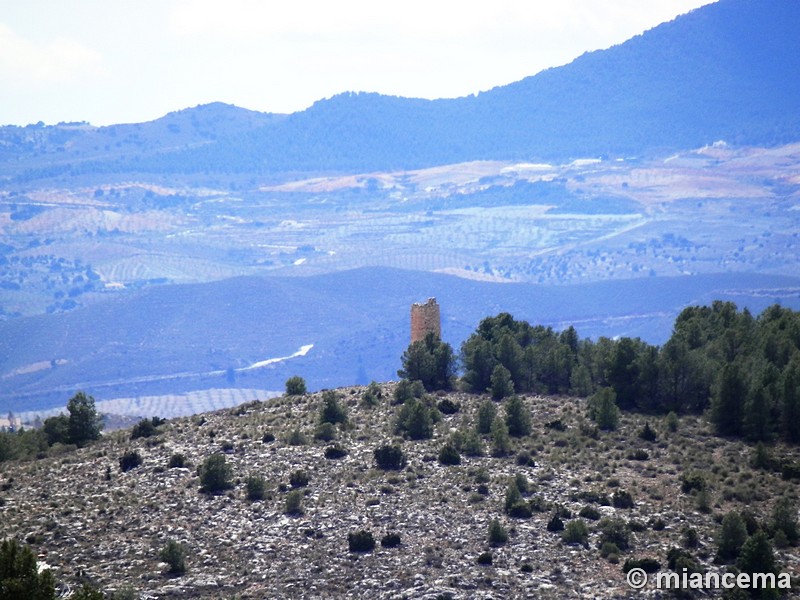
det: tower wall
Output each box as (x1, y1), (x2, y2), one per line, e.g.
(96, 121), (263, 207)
(411, 298), (441, 343)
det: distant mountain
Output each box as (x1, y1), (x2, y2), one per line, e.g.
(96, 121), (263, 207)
(3, 0), (798, 182)
(2, 267), (799, 413)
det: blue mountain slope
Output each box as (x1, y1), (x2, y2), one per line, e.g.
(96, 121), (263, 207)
(2, 268), (799, 413)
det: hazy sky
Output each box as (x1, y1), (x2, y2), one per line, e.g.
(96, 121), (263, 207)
(1, 0), (716, 126)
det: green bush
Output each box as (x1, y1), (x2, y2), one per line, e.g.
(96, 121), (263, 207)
(392, 379), (425, 405)
(491, 417), (511, 456)
(0, 538), (57, 599)
(319, 390), (348, 426)
(285, 376), (307, 396)
(119, 450), (142, 472)
(476, 399), (497, 434)
(374, 445), (407, 470)
(598, 518), (630, 551)
(381, 533), (401, 548)
(612, 490), (635, 509)
(622, 557), (660, 573)
(200, 454), (233, 494)
(579, 506), (601, 521)
(285, 489), (304, 515)
(477, 551), (493, 565)
(314, 422), (337, 442)
(395, 398), (435, 440)
(347, 530), (375, 552)
(505, 395), (532, 437)
(324, 444), (348, 459)
(286, 428), (307, 446)
(131, 417), (163, 440)
(362, 381), (382, 407)
(716, 511), (748, 562)
(491, 365), (515, 400)
(168, 453), (187, 469)
(289, 469), (309, 488)
(437, 398), (460, 414)
(546, 514), (564, 532)
(461, 429), (484, 456)
(246, 475), (267, 501)
(159, 539), (187, 575)
(70, 584), (105, 600)
(588, 387), (619, 431)
(438, 443), (461, 466)
(562, 519), (590, 546)
(488, 519), (508, 545)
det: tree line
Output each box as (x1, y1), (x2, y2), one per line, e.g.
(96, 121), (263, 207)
(400, 301), (800, 444)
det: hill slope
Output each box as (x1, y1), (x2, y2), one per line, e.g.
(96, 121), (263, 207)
(0, 386), (798, 598)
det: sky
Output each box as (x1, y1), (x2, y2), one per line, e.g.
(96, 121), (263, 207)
(1, 0), (716, 127)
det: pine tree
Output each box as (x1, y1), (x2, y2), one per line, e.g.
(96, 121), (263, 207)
(490, 365), (514, 400)
(710, 363), (746, 437)
(589, 387), (619, 431)
(491, 417), (511, 456)
(505, 395), (532, 437)
(66, 391), (103, 447)
(476, 399), (497, 435)
(0, 538), (56, 600)
(782, 356), (800, 443)
(717, 511), (748, 562)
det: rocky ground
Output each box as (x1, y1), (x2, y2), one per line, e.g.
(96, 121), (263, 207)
(1, 384), (799, 599)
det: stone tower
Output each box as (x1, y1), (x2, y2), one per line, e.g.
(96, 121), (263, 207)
(411, 298), (441, 343)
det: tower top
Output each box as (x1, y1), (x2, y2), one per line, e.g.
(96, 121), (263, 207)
(410, 298), (441, 343)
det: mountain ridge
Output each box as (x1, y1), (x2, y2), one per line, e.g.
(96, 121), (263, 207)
(2, 0), (799, 181)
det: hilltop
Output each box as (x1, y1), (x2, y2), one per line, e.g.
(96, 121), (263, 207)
(1, 384), (798, 598)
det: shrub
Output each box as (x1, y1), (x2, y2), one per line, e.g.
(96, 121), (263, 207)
(771, 496), (799, 545)
(461, 429), (484, 456)
(262, 432), (276, 443)
(666, 411), (679, 432)
(374, 445), (406, 470)
(622, 557), (660, 573)
(119, 450), (142, 472)
(491, 365), (515, 400)
(612, 490), (635, 509)
(477, 551), (493, 565)
(491, 417), (511, 456)
(168, 453), (186, 469)
(246, 475), (267, 501)
(285, 376), (307, 395)
(600, 541), (621, 560)
(682, 527), (699, 548)
(546, 514), (564, 532)
(324, 444), (348, 459)
(319, 390), (348, 426)
(562, 519), (590, 546)
(476, 399), (497, 434)
(514, 472), (530, 495)
(438, 443), (461, 466)
(131, 418), (158, 440)
(362, 381), (382, 407)
(159, 540), (187, 574)
(505, 395), (532, 437)
(717, 512), (748, 562)
(287, 428), (307, 446)
(393, 379), (425, 405)
(380, 533), (401, 548)
(289, 469), (309, 488)
(488, 519), (508, 545)
(579, 506), (601, 521)
(598, 518), (630, 551)
(588, 387), (619, 431)
(200, 454), (233, 494)
(737, 531), (777, 576)
(348, 530), (375, 552)
(285, 489), (304, 515)
(680, 471), (706, 494)
(0, 538), (57, 599)
(627, 449), (649, 461)
(314, 422), (337, 442)
(395, 397), (436, 440)
(638, 422), (657, 442)
(437, 398), (460, 414)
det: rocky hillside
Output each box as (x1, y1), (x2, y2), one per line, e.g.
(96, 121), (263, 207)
(1, 384), (799, 598)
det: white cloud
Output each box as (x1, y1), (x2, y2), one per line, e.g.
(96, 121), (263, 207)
(0, 23), (104, 85)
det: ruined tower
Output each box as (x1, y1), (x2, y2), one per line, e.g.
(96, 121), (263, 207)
(410, 298), (441, 343)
